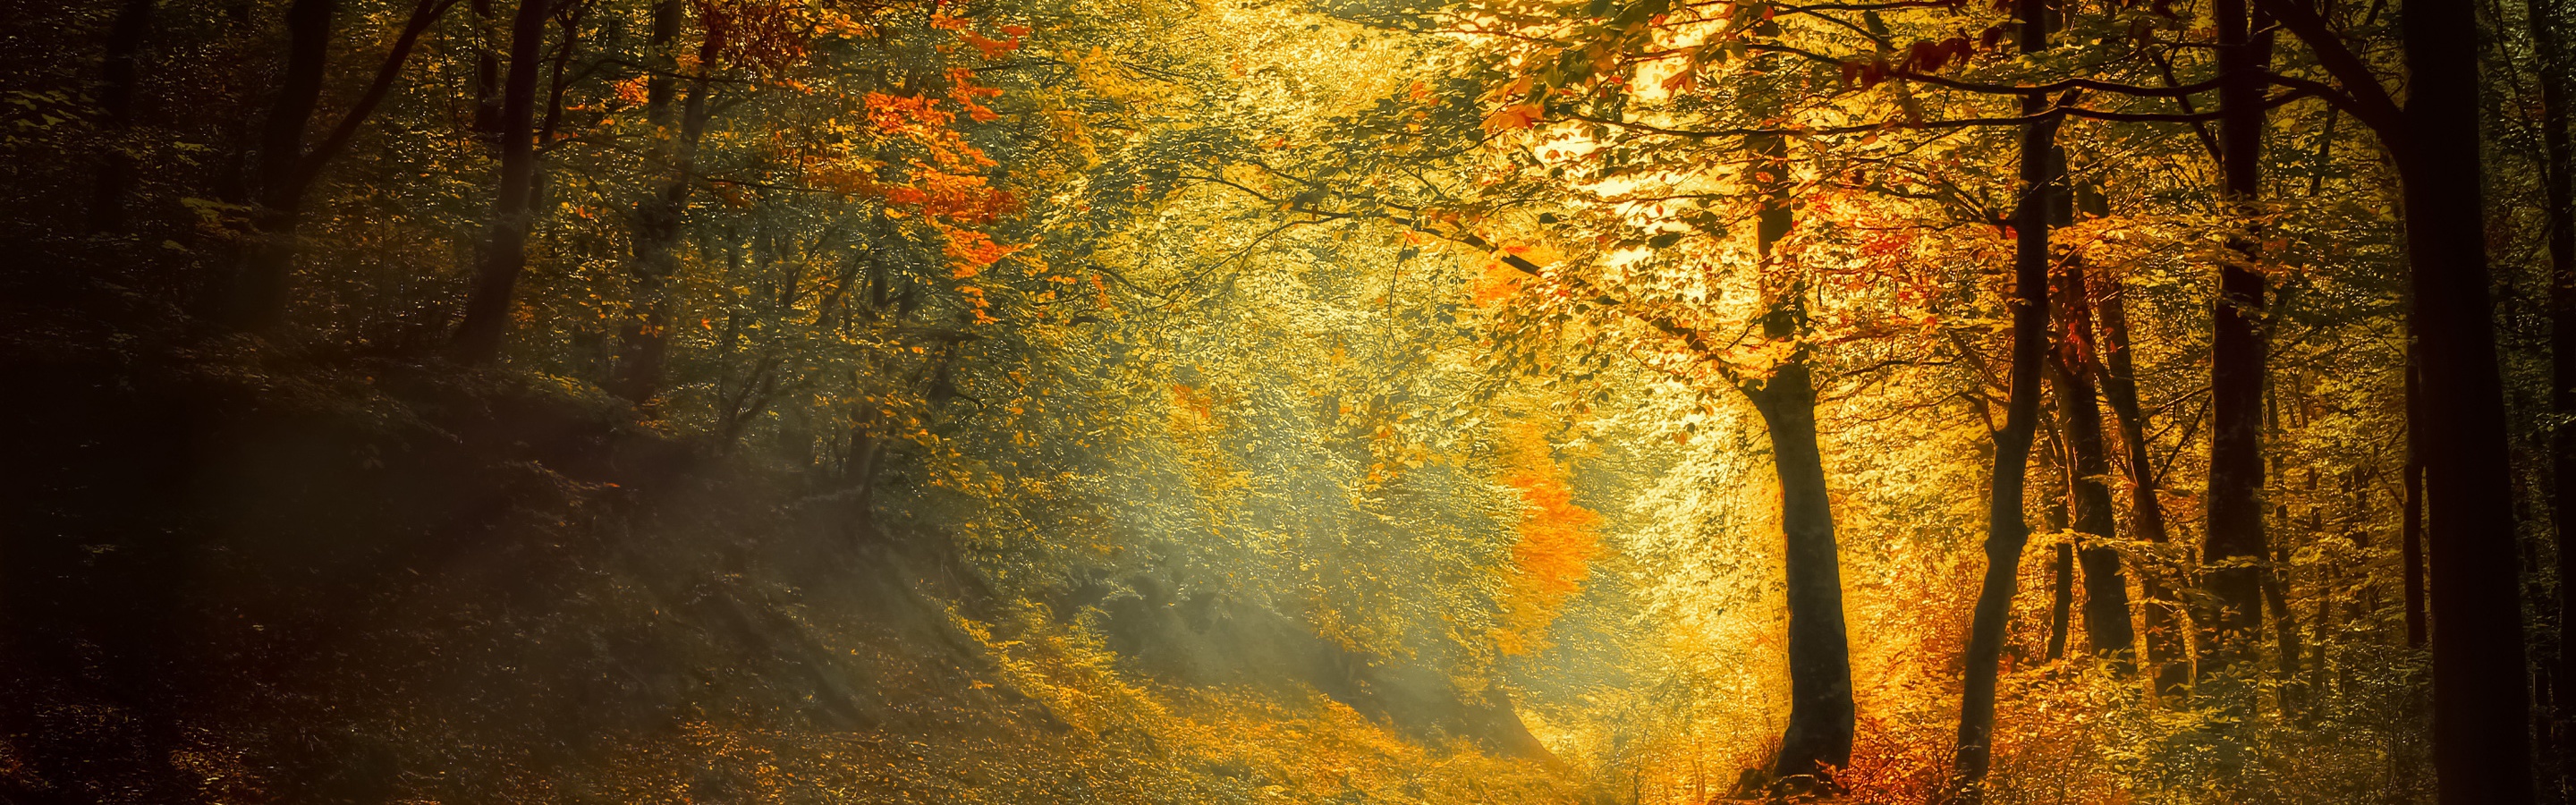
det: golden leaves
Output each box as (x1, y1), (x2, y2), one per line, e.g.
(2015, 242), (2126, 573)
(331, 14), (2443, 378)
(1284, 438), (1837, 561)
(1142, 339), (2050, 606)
(1489, 419), (1603, 657)
(1483, 103), (1546, 133)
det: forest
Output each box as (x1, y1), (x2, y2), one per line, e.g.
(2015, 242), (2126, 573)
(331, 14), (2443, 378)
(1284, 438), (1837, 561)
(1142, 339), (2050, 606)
(0, 0), (2567, 801)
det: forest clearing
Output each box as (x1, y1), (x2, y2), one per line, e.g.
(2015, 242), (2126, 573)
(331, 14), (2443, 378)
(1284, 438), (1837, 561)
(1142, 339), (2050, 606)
(0, 0), (2566, 801)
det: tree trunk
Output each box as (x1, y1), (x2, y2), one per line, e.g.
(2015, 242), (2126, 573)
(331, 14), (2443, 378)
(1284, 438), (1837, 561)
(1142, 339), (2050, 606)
(2044, 412), (2072, 663)
(1738, 131), (1853, 794)
(449, 0), (549, 361)
(221, 0), (448, 331)
(87, 0), (157, 233)
(2046, 543), (2074, 661)
(2403, 357), (2428, 649)
(2399, 0), (2538, 801)
(2306, 503), (2334, 708)
(2199, 0), (2271, 691)
(2042, 410), (2073, 664)
(2053, 256), (2136, 662)
(1744, 365), (1852, 793)
(2529, 0), (2576, 784)
(2263, 381), (2306, 717)
(527, 2), (579, 216)
(610, 0), (714, 403)
(225, 0), (334, 332)
(2094, 267), (2188, 691)
(2262, 532), (2306, 714)
(250, 0), (332, 222)
(471, 0), (502, 145)
(608, 0), (684, 399)
(1950, 0), (2055, 793)
(644, 0), (681, 117)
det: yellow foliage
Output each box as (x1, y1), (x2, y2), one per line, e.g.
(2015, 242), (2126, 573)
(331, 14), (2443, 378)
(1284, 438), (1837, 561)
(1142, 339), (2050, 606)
(1489, 419), (1602, 657)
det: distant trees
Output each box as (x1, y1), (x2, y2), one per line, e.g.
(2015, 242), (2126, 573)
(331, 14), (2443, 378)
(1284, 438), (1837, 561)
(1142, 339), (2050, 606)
(61, 0), (1061, 424)
(606, 0), (712, 401)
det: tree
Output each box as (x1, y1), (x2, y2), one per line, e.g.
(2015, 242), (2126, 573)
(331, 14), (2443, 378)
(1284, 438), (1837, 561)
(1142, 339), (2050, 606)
(225, 0), (454, 332)
(609, 0), (716, 402)
(85, 0), (155, 233)
(2040, 402), (2074, 663)
(1738, 129), (1857, 794)
(2199, 0), (2274, 699)
(2251, 0), (2538, 798)
(2089, 242), (2189, 691)
(2051, 250), (2135, 661)
(450, 0), (550, 361)
(2528, 0), (2576, 782)
(2394, 1), (2538, 799)
(1949, 0), (2059, 796)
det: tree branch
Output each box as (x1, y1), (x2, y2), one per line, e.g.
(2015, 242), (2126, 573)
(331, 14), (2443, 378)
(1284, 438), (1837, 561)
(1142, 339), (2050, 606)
(289, 0), (462, 193)
(2251, 0), (2404, 138)
(1743, 42), (2229, 97)
(1558, 86), (2318, 140)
